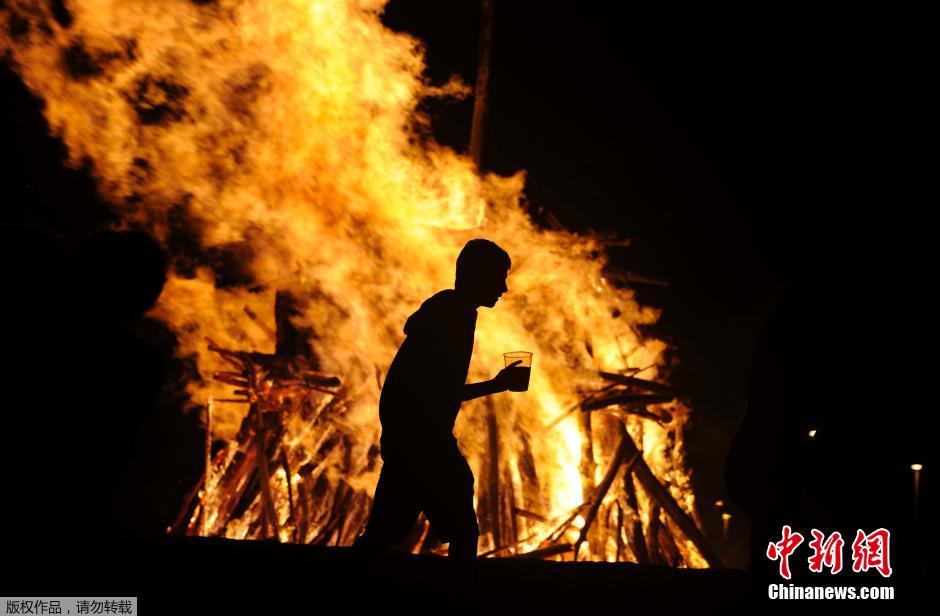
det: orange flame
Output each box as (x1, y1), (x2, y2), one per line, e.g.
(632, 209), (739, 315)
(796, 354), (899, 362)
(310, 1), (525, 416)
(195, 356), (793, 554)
(2, 0), (705, 565)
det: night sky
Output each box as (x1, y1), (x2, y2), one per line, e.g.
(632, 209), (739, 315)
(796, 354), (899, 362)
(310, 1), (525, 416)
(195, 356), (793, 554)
(1, 0), (931, 570)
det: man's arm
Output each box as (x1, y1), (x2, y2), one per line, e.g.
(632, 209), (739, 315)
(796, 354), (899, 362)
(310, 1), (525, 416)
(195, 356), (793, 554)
(462, 379), (506, 402)
(461, 360), (521, 401)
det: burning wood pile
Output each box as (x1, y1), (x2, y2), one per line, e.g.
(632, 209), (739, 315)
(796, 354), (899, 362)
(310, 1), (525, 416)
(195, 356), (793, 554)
(171, 293), (721, 568)
(170, 291), (369, 546)
(3, 0), (720, 568)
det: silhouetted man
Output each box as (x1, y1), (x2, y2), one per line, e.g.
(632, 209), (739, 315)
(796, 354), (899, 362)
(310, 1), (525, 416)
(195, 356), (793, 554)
(355, 239), (521, 564)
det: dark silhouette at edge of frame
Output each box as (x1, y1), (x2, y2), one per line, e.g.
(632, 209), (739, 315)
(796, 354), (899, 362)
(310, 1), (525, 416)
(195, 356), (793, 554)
(2, 223), (169, 590)
(725, 236), (932, 606)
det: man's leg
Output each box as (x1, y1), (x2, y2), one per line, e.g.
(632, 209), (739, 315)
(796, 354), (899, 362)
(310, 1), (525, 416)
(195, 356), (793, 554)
(423, 448), (479, 558)
(447, 506), (480, 561)
(354, 461), (420, 555)
(420, 450), (481, 613)
(433, 455), (481, 614)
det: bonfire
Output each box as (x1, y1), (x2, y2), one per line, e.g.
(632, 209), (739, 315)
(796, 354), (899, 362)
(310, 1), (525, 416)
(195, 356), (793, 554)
(1, 0), (720, 567)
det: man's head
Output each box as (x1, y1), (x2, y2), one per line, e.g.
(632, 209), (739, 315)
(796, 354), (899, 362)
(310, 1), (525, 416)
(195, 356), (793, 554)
(455, 238), (511, 308)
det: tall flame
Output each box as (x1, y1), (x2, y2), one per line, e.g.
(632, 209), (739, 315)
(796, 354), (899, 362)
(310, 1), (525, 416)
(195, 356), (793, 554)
(2, 0), (704, 564)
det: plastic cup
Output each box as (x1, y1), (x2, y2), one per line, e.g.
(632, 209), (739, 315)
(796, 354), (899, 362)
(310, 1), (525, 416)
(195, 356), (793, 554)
(503, 351), (533, 391)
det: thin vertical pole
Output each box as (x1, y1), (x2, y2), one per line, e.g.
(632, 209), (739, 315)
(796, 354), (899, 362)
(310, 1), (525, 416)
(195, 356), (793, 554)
(202, 397), (213, 536)
(486, 404), (501, 550)
(469, 0), (495, 169)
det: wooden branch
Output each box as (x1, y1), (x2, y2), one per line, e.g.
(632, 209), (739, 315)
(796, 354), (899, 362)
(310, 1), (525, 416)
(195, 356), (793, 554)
(614, 502), (624, 562)
(304, 474), (333, 540)
(512, 507), (550, 524)
(572, 434), (641, 560)
(658, 519), (681, 567)
(601, 269), (670, 288)
(313, 481), (353, 546)
(596, 235), (632, 248)
(297, 479), (309, 544)
(256, 456), (276, 540)
(578, 411), (596, 503)
(206, 338), (246, 370)
(545, 502), (590, 545)
(182, 443), (246, 535)
(484, 402), (501, 550)
(417, 512), (443, 554)
(338, 491), (369, 546)
(202, 401), (213, 536)
(213, 373), (250, 388)
(468, 0), (495, 168)
(478, 531), (542, 558)
(622, 453), (650, 565)
(273, 376), (342, 391)
(251, 364), (281, 541)
(267, 383), (339, 397)
(589, 406), (671, 425)
(646, 504), (665, 566)
(299, 372), (342, 388)
(581, 392), (674, 412)
(598, 372), (679, 396)
(223, 428), (287, 531)
(302, 393), (342, 423)
(280, 447), (295, 530)
(512, 543), (573, 560)
(397, 511), (428, 553)
(503, 466), (519, 548)
(243, 304), (277, 340)
(543, 383), (621, 431)
(169, 473), (205, 535)
(543, 210), (565, 231)
(211, 450), (252, 531)
(620, 430), (724, 568)
(513, 424), (544, 517)
(543, 401), (581, 431)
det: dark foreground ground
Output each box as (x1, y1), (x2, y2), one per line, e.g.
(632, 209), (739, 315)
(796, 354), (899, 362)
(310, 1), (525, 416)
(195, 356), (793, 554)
(9, 535), (931, 613)
(8, 536), (745, 614)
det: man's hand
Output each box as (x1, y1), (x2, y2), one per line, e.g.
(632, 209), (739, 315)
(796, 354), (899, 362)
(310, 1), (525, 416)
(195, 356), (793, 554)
(461, 360), (523, 401)
(493, 359), (523, 393)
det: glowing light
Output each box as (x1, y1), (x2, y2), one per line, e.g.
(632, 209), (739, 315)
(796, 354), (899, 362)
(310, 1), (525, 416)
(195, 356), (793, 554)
(0, 0), (704, 565)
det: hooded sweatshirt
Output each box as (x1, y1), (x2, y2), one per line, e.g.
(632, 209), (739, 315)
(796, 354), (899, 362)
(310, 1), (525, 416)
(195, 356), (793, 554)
(379, 289), (478, 461)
